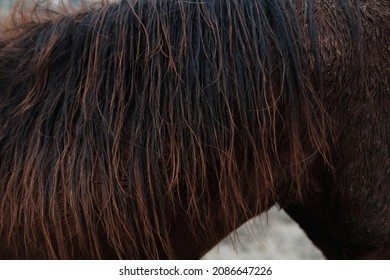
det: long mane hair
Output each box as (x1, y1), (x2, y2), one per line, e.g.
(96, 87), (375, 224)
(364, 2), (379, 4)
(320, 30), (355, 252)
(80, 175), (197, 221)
(0, 0), (332, 259)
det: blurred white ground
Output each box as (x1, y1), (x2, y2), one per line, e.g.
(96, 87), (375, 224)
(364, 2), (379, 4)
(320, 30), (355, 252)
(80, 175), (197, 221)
(203, 206), (325, 260)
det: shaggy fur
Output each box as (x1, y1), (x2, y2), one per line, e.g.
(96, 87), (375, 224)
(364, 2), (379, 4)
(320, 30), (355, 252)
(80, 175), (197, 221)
(0, 0), (388, 259)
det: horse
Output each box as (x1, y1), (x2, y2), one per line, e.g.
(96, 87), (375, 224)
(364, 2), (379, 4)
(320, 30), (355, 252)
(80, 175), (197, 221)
(0, 0), (388, 259)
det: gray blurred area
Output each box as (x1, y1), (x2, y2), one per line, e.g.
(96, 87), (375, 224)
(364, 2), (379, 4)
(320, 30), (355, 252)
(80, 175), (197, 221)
(0, 0), (12, 15)
(203, 206), (325, 260)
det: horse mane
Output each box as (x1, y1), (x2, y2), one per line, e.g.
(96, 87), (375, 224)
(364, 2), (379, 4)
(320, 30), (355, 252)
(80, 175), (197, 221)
(0, 0), (333, 259)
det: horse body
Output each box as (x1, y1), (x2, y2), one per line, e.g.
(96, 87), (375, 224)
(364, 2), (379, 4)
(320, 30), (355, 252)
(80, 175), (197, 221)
(0, 0), (389, 259)
(285, 0), (390, 259)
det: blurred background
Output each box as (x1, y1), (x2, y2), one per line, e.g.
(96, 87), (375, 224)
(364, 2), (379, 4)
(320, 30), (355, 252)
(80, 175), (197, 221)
(204, 206), (324, 260)
(0, 0), (12, 15)
(0, 0), (324, 260)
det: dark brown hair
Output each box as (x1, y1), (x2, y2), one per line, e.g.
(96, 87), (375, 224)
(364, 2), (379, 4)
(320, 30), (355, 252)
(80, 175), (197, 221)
(0, 0), (331, 259)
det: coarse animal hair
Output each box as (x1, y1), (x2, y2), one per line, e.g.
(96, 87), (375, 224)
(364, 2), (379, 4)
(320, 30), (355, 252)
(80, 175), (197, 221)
(0, 0), (389, 259)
